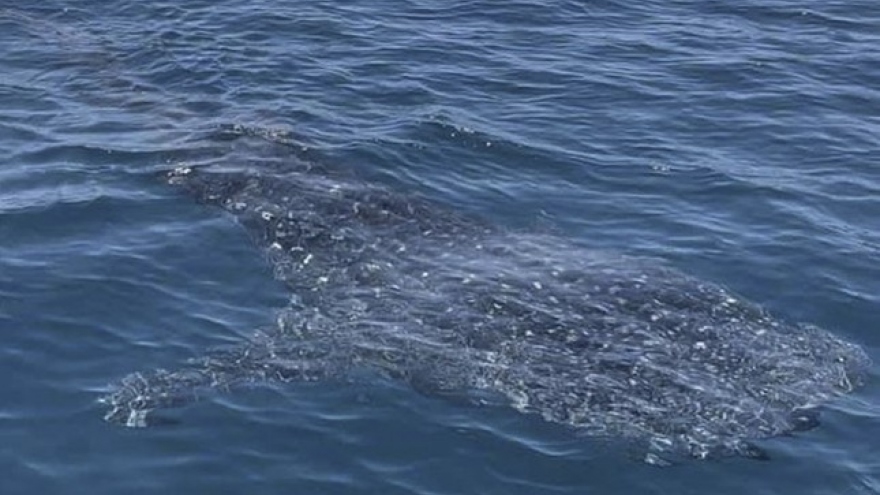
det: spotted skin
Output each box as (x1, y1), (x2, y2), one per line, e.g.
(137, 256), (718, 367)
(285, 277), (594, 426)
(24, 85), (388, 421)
(103, 163), (869, 461)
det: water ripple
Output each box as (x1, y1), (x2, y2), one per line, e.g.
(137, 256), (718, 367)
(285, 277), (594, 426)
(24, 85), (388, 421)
(0, 0), (878, 493)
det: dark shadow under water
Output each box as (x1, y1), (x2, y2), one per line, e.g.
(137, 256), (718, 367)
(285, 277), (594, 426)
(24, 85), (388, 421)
(102, 134), (870, 463)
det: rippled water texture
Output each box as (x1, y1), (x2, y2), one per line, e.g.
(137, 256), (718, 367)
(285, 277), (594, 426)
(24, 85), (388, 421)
(1, 1), (878, 494)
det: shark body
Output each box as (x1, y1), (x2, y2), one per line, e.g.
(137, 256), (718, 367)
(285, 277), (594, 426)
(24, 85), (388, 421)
(104, 156), (868, 461)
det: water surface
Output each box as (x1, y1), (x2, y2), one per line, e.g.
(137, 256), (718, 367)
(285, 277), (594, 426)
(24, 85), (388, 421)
(1, 1), (878, 493)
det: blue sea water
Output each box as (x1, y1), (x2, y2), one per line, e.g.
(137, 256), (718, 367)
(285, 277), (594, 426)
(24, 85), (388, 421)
(1, 0), (879, 493)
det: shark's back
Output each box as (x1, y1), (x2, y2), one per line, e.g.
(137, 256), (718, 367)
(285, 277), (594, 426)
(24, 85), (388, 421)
(104, 164), (869, 461)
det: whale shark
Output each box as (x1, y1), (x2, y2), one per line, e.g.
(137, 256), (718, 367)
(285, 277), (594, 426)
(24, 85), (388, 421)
(102, 146), (869, 461)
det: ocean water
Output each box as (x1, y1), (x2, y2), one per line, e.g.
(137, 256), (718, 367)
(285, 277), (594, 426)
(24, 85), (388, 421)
(1, 0), (879, 493)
